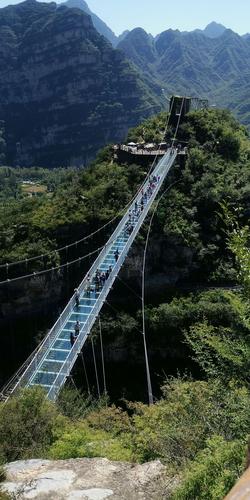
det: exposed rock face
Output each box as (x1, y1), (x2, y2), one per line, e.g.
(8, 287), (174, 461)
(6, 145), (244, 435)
(63, 0), (118, 47)
(0, 1), (159, 167)
(2, 458), (170, 499)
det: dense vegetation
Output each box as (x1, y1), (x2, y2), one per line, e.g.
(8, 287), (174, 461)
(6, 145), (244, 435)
(1, 108), (249, 283)
(0, 109), (250, 498)
(117, 27), (250, 129)
(1, 237), (250, 497)
(0, 0), (159, 167)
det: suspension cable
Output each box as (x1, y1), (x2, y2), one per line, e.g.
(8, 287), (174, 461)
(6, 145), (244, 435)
(0, 107), (177, 287)
(141, 97), (185, 405)
(141, 178), (182, 405)
(0, 101), (175, 272)
(171, 96), (185, 147)
(146, 96), (176, 179)
(80, 351), (91, 396)
(91, 336), (100, 399)
(0, 240), (108, 286)
(99, 316), (107, 396)
(116, 275), (142, 301)
(0, 201), (133, 270)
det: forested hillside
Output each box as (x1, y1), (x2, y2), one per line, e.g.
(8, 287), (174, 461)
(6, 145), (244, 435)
(117, 28), (250, 128)
(0, 109), (250, 499)
(1, 109), (249, 282)
(0, 0), (159, 167)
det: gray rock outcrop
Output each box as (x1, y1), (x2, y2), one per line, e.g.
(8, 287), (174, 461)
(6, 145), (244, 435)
(2, 457), (170, 499)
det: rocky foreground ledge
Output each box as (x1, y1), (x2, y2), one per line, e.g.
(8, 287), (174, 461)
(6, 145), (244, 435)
(1, 458), (172, 499)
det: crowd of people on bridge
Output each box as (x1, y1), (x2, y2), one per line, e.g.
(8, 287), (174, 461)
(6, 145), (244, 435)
(69, 173), (161, 348)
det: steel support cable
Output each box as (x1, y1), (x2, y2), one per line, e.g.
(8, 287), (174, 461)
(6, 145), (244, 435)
(0, 234), (120, 286)
(116, 275), (142, 301)
(99, 316), (107, 395)
(141, 102), (184, 405)
(0, 149), (176, 286)
(104, 299), (143, 337)
(141, 178), (182, 406)
(91, 336), (101, 399)
(80, 352), (91, 396)
(146, 96), (176, 179)
(69, 374), (78, 391)
(0, 207), (129, 270)
(171, 96), (185, 148)
(0, 101), (175, 272)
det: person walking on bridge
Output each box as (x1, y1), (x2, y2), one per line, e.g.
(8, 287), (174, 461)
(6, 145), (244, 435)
(114, 248), (119, 262)
(70, 331), (76, 347)
(74, 288), (80, 308)
(74, 320), (80, 337)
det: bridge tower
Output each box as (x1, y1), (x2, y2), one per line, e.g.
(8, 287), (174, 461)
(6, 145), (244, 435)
(169, 95), (208, 128)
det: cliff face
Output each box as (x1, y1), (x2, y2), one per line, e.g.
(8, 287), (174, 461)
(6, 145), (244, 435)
(64, 0), (118, 46)
(0, 0), (159, 167)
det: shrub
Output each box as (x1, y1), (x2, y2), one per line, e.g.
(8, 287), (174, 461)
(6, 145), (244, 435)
(172, 436), (246, 500)
(0, 387), (58, 462)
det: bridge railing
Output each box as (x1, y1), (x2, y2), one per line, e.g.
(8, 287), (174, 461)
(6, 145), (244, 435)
(9, 150), (176, 397)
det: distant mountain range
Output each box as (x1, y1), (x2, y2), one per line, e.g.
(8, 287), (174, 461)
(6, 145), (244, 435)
(0, 0), (249, 167)
(62, 1), (248, 45)
(62, 0), (250, 128)
(116, 27), (250, 127)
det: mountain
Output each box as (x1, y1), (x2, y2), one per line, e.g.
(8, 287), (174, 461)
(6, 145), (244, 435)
(0, 0), (160, 167)
(117, 27), (250, 127)
(201, 21), (227, 38)
(63, 0), (117, 46)
(116, 30), (130, 46)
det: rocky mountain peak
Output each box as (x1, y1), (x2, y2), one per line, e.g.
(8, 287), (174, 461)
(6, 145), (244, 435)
(203, 21), (227, 38)
(63, 0), (117, 46)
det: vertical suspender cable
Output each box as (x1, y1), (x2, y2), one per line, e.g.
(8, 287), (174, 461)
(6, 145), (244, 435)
(141, 180), (181, 406)
(91, 337), (101, 399)
(171, 97), (185, 147)
(141, 101), (185, 405)
(80, 351), (90, 396)
(141, 232), (154, 405)
(99, 317), (107, 395)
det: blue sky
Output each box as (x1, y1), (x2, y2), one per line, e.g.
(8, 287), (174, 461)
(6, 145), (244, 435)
(0, 0), (249, 36)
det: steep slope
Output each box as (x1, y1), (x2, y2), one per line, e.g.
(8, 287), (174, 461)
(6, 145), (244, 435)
(63, 0), (117, 46)
(0, 0), (160, 167)
(117, 28), (250, 126)
(116, 28), (164, 100)
(116, 30), (130, 46)
(118, 28), (157, 68)
(202, 21), (227, 38)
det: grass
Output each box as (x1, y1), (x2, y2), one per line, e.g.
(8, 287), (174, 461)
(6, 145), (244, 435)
(21, 183), (47, 195)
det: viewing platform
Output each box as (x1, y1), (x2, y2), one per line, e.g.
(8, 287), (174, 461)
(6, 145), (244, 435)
(113, 143), (188, 167)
